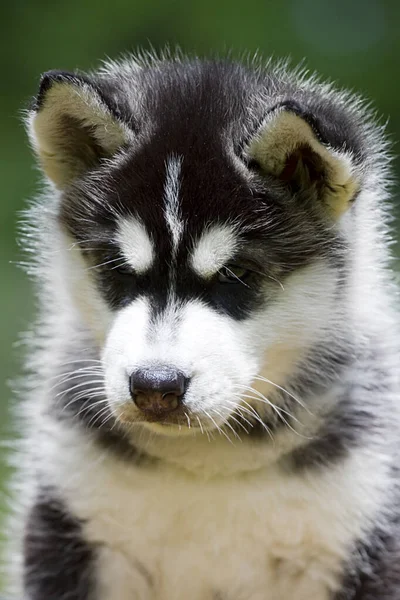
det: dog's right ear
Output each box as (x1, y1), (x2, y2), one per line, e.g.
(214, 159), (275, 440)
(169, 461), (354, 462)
(27, 71), (133, 189)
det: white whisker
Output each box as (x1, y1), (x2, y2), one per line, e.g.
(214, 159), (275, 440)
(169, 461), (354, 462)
(62, 387), (106, 411)
(55, 379), (105, 399)
(51, 369), (104, 391)
(235, 397), (275, 441)
(211, 408), (242, 441)
(203, 410), (234, 445)
(195, 415), (204, 435)
(252, 376), (310, 413)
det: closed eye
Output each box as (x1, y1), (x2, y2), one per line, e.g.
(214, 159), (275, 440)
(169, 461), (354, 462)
(218, 264), (252, 287)
(92, 252), (134, 276)
(111, 260), (134, 275)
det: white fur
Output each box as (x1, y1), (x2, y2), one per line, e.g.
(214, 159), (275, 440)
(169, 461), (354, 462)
(190, 224), (238, 278)
(163, 155), (184, 259)
(20, 418), (392, 600)
(116, 217), (155, 274)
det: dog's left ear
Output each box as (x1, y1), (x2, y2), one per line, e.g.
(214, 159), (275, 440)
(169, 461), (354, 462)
(247, 103), (360, 217)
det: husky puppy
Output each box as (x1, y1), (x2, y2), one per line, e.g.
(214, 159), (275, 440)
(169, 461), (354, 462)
(3, 52), (400, 599)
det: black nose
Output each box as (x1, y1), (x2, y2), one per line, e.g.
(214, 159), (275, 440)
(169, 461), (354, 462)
(129, 366), (189, 416)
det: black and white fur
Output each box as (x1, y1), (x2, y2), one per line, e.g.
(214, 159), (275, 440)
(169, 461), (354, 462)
(3, 51), (400, 599)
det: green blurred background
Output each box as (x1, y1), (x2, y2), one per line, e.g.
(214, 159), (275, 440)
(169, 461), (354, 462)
(0, 0), (399, 540)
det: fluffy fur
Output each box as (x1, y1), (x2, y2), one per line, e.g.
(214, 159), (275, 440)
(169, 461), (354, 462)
(3, 51), (400, 599)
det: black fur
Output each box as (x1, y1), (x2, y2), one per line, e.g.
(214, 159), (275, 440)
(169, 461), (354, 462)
(24, 489), (96, 600)
(334, 516), (400, 599)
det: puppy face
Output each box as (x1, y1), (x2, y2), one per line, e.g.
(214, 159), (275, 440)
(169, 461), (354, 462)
(29, 59), (362, 438)
(57, 152), (346, 438)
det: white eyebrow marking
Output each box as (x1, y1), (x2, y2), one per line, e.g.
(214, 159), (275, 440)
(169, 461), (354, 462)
(115, 217), (154, 273)
(164, 155), (183, 258)
(190, 224), (238, 278)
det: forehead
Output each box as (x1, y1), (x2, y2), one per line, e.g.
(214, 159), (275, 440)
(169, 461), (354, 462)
(113, 145), (257, 232)
(113, 151), (254, 276)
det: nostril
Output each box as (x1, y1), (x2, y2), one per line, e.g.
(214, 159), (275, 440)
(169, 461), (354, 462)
(129, 366), (189, 415)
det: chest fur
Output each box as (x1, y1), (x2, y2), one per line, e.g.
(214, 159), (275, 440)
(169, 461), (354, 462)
(43, 433), (388, 600)
(89, 475), (341, 600)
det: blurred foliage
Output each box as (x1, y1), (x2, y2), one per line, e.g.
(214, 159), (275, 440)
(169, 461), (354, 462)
(0, 0), (399, 538)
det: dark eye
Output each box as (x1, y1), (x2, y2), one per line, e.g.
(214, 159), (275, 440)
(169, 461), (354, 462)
(218, 264), (251, 284)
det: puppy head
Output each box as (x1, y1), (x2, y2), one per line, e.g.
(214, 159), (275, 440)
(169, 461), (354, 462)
(28, 61), (368, 440)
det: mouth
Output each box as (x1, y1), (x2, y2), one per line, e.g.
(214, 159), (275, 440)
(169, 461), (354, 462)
(115, 403), (201, 430)
(113, 402), (230, 437)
